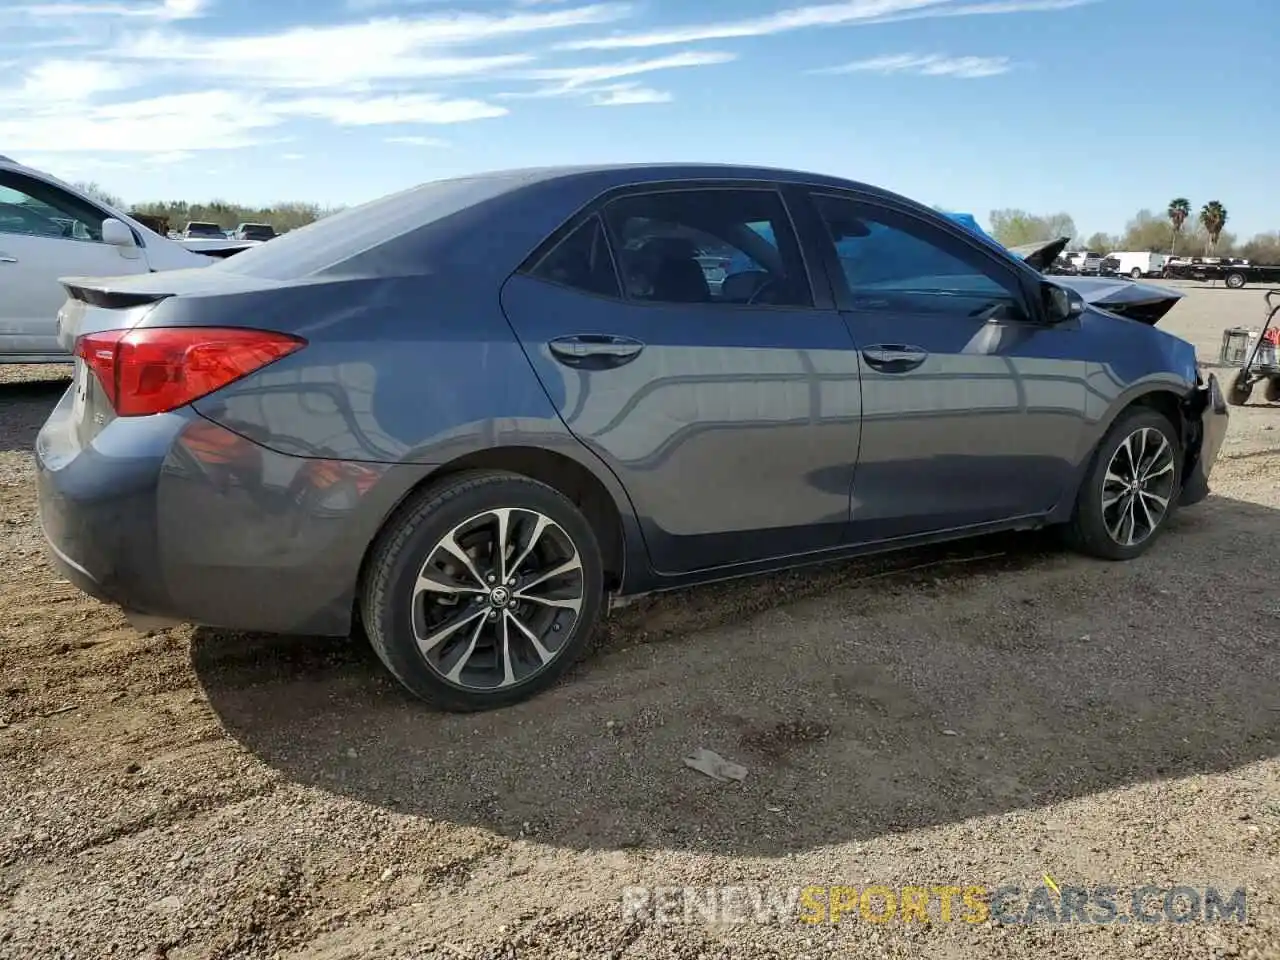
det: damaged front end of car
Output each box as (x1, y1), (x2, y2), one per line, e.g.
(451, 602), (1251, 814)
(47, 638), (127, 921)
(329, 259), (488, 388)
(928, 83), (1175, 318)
(1178, 368), (1230, 506)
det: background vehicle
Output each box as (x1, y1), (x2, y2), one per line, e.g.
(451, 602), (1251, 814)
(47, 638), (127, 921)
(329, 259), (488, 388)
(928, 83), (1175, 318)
(1066, 250), (1105, 275)
(1099, 255), (1120, 277)
(1111, 251), (1167, 279)
(234, 222), (278, 241)
(0, 156), (251, 363)
(36, 163), (1228, 713)
(182, 220), (225, 239)
(1163, 257), (1280, 288)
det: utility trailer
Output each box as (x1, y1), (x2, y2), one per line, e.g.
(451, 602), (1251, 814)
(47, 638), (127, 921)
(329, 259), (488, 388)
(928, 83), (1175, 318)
(1163, 259), (1280, 288)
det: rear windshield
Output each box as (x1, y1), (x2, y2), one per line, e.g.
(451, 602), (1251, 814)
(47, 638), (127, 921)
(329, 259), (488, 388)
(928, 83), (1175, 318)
(214, 174), (526, 280)
(186, 222), (222, 236)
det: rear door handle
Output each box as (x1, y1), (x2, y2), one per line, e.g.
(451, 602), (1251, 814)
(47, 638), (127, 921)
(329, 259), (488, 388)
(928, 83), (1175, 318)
(548, 334), (645, 368)
(861, 343), (929, 373)
(0, 256), (17, 264)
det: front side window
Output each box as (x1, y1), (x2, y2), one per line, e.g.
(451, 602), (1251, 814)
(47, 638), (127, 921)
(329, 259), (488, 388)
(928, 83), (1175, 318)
(812, 193), (1026, 319)
(0, 172), (108, 242)
(602, 188), (812, 308)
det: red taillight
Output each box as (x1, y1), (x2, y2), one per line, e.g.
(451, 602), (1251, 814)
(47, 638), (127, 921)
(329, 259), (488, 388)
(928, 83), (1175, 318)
(75, 327), (305, 417)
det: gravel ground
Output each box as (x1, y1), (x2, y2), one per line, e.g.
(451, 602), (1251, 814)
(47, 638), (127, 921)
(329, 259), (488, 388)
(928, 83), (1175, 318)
(0, 282), (1278, 959)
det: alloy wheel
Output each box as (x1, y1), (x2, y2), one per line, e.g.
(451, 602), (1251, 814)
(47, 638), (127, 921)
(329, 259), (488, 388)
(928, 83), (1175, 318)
(411, 508), (584, 691)
(1101, 427), (1177, 547)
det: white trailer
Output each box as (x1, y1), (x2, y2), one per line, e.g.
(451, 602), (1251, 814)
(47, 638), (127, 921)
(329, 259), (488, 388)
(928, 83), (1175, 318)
(1110, 251), (1167, 279)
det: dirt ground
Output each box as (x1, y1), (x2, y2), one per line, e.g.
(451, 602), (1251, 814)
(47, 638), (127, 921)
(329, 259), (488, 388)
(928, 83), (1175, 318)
(1, 282), (1278, 960)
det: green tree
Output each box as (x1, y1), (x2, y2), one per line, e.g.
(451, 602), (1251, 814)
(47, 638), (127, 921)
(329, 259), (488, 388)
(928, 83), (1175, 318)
(1080, 232), (1117, 252)
(988, 208), (1077, 247)
(1199, 201), (1227, 254)
(1167, 197), (1191, 254)
(1118, 209), (1174, 252)
(73, 180), (123, 209)
(1241, 232), (1280, 265)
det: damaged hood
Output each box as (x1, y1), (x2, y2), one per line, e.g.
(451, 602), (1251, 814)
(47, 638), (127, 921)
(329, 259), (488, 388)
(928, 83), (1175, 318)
(1007, 236), (1070, 271)
(1003, 236), (1183, 325)
(1052, 275), (1185, 326)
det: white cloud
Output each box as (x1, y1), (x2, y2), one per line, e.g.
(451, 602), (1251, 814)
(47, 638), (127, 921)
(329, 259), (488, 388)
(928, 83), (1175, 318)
(274, 94), (506, 125)
(557, 0), (1095, 50)
(516, 49), (734, 94)
(5, 60), (134, 103)
(0, 90), (283, 153)
(588, 84), (671, 106)
(112, 5), (631, 89)
(385, 135), (450, 146)
(2, 0), (208, 20)
(814, 52), (1012, 77)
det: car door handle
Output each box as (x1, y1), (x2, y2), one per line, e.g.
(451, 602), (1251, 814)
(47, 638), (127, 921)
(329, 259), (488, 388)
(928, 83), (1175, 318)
(548, 334), (645, 368)
(861, 344), (929, 373)
(0, 256), (17, 264)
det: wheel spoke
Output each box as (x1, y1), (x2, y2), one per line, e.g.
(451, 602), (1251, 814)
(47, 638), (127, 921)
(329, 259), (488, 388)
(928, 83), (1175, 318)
(1121, 497), (1138, 546)
(414, 571), (485, 599)
(508, 514), (552, 576)
(515, 555), (582, 596)
(416, 605), (486, 656)
(437, 531), (487, 588)
(519, 593), (583, 614)
(1140, 488), (1170, 510)
(1143, 459), (1175, 482)
(505, 609), (554, 666)
(1134, 490), (1156, 533)
(498, 612), (516, 688)
(444, 615), (488, 684)
(493, 508), (513, 584)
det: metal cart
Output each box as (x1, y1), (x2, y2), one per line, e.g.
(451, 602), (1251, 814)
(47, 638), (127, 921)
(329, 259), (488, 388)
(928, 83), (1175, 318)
(1220, 289), (1280, 405)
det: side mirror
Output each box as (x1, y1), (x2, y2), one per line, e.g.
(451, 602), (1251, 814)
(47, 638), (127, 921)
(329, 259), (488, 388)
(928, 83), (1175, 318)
(101, 218), (137, 248)
(1044, 282), (1084, 323)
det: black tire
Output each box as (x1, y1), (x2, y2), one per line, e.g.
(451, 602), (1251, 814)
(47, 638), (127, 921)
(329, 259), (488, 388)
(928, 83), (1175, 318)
(1228, 370), (1253, 406)
(1130, 267), (1143, 279)
(1264, 376), (1280, 404)
(360, 470), (605, 712)
(1225, 272), (1247, 289)
(1067, 407), (1182, 561)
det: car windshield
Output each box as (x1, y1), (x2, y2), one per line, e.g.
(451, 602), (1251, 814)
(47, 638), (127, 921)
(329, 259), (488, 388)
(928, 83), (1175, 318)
(186, 222), (222, 237)
(240, 224), (275, 240)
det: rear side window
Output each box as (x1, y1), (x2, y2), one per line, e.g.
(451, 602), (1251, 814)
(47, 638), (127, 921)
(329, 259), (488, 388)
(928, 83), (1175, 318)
(527, 215), (621, 298)
(601, 188), (812, 308)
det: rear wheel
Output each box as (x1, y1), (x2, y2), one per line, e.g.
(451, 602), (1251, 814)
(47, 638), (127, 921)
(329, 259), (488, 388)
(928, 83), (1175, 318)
(1068, 408), (1181, 561)
(1228, 369), (1254, 406)
(1225, 272), (1247, 289)
(1264, 376), (1280, 403)
(360, 471), (604, 712)
(1130, 267), (1143, 279)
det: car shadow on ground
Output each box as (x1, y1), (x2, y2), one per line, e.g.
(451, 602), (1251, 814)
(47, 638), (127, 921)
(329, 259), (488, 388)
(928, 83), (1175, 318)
(195, 496), (1280, 857)
(0, 376), (69, 453)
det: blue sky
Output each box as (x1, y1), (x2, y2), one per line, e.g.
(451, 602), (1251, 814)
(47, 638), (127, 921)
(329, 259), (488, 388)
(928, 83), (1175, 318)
(1, 0), (1276, 238)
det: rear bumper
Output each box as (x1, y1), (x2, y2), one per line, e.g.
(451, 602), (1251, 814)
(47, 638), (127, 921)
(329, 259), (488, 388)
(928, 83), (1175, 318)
(36, 398), (431, 636)
(1179, 372), (1229, 506)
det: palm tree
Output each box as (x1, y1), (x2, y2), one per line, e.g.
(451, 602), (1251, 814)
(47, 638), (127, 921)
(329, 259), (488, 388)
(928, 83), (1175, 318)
(1199, 201), (1228, 255)
(1167, 197), (1190, 253)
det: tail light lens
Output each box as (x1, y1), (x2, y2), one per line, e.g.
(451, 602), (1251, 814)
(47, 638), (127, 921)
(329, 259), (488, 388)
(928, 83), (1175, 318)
(75, 326), (305, 417)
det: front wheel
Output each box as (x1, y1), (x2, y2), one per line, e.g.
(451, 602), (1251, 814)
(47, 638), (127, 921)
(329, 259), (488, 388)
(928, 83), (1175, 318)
(1068, 408), (1182, 561)
(360, 471), (605, 712)
(1225, 272), (1247, 289)
(1264, 376), (1280, 404)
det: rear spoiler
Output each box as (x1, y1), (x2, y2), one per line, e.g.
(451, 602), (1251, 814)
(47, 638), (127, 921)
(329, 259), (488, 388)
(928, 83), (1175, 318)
(62, 280), (172, 310)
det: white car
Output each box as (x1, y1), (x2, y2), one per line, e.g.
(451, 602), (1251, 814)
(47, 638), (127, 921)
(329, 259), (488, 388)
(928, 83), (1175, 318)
(0, 156), (253, 363)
